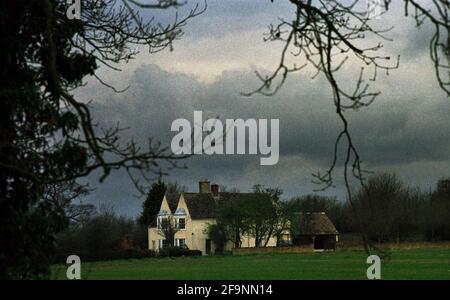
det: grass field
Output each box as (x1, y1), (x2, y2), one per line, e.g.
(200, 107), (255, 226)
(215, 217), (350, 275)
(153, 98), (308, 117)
(52, 248), (450, 280)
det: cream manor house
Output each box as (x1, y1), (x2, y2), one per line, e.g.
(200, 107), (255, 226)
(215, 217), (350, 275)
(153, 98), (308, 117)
(148, 179), (279, 255)
(148, 180), (339, 255)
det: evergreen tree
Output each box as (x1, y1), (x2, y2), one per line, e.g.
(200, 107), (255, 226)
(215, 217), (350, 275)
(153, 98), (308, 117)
(139, 180), (167, 227)
(0, 0), (201, 278)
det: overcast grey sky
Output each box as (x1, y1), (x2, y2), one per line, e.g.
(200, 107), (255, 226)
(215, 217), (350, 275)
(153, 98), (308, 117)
(75, 0), (450, 217)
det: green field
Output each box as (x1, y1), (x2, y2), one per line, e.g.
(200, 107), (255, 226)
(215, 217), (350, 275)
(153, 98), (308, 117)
(52, 248), (450, 280)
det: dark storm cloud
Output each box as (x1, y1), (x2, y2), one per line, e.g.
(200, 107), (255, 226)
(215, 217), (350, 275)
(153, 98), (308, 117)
(70, 0), (450, 217)
(79, 61), (450, 216)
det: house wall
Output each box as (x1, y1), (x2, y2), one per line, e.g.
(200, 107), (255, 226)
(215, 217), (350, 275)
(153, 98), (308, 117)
(147, 194), (218, 255)
(148, 227), (159, 251)
(186, 219), (215, 254)
(149, 222), (279, 254)
(148, 195), (173, 250)
(239, 234), (278, 248)
(159, 195), (172, 213)
(148, 219), (216, 255)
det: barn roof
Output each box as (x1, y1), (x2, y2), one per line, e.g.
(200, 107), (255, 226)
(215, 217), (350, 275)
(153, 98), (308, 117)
(294, 212), (339, 235)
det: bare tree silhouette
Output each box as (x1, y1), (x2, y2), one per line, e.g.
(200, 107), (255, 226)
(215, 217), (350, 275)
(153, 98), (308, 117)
(245, 0), (448, 202)
(244, 0), (449, 254)
(49, 0), (206, 191)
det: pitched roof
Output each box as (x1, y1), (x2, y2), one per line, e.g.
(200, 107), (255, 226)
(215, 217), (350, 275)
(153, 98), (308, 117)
(180, 192), (272, 219)
(182, 192), (216, 219)
(217, 192), (271, 203)
(165, 193), (179, 213)
(294, 212), (339, 235)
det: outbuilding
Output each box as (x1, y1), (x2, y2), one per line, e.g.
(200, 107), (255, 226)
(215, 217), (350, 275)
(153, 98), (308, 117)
(292, 212), (339, 250)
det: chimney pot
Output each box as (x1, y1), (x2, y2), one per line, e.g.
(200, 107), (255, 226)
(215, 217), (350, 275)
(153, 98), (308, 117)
(199, 179), (210, 193)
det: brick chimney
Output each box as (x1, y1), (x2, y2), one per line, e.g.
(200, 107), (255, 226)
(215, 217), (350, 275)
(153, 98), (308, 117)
(199, 179), (210, 193)
(211, 184), (219, 196)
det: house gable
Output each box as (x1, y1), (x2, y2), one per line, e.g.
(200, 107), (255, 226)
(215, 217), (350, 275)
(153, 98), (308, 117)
(176, 194), (190, 217)
(158, 195), (174, 215)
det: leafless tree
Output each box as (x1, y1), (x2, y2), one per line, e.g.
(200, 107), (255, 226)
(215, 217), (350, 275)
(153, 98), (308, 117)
(245, 0), (449, 205)
(157, 216), (179, 247)
(38, 0), (205, 192)
(402, 0), (450, 96)
(165, 181), (187, 200)
(1, 1), (204, 277)
(244, 0), (449, 253)
(43, 181), (96, 225)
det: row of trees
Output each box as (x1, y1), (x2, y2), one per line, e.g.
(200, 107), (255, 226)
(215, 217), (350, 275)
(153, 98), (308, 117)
(55, 209), (149, 263)
(352, 174), (450, 242)
(52, 173), (450, 262)
(208, 174), (450, 250)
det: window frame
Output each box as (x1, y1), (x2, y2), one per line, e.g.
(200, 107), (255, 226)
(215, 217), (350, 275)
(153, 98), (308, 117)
(157, 216), (169, 229)
(176, 217), (186, 230)
(175, 238), (186, 248)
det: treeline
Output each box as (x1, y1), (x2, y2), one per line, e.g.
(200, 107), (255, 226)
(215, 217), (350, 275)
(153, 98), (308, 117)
(209, 174), (450, 250)
(55, 174), (450, 262)
(53, 180), (187, 262)
(288, 174), (450, 243)
(54, 210), (150, 263)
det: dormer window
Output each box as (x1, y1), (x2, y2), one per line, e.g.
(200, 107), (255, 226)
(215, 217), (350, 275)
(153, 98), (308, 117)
(174, 208), (186, 216)
(157, 209), (169, 229)
(174, 208), (187, 230)
(177, 218), (186, 230)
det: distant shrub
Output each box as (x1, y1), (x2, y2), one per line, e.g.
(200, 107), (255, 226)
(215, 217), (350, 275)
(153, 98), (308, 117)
(186, 250), (202, 256)
(53, 211), (157, 264)
(158, 247), (202, 257)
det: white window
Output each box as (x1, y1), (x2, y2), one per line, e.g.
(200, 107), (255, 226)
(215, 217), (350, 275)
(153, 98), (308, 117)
(176, 217), (186, 230)
(157, 209), (169, 229)
(158, 239), (170, 249)
(157, 216), (169, 229)
(175, 238), (186, 248)
(174, 208), (187, 230)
